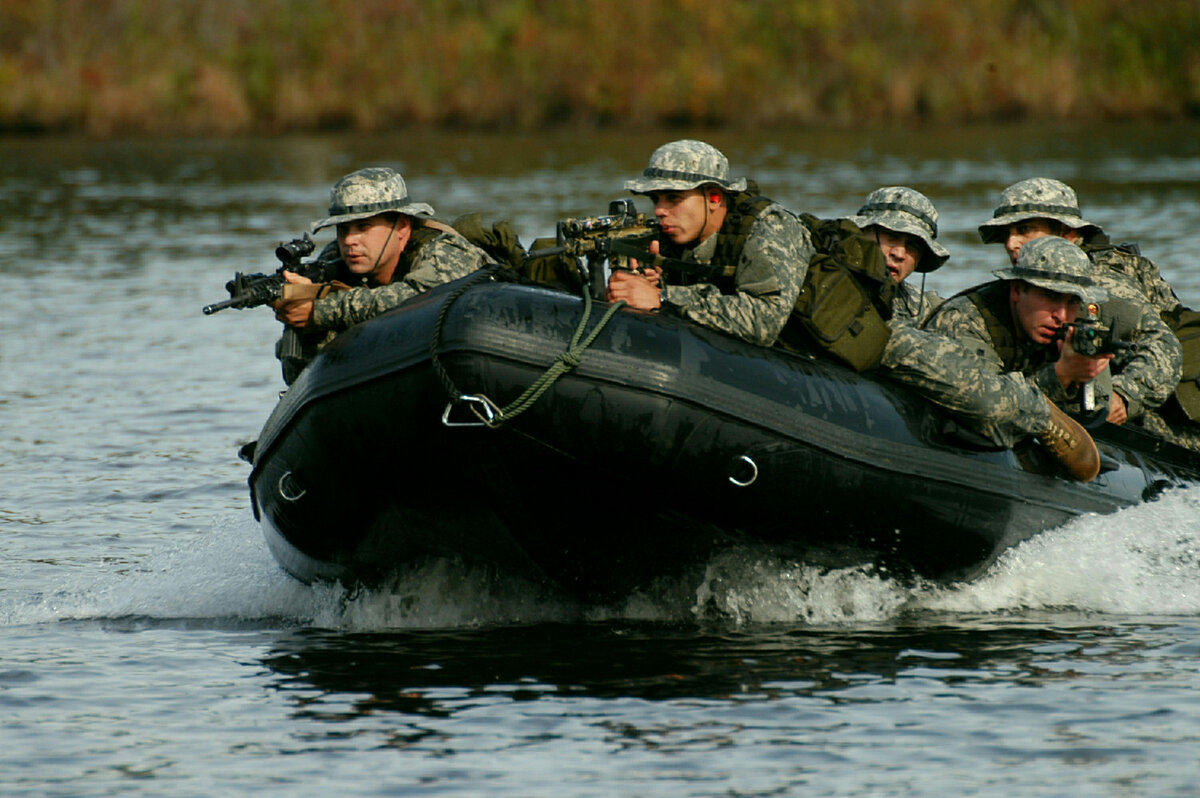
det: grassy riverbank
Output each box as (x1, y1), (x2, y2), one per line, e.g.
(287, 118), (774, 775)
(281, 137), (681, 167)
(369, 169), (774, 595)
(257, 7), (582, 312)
(3, 0), (1199, 136)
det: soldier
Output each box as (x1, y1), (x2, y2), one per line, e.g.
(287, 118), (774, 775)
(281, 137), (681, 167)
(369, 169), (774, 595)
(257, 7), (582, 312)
(271, 166), (493, 383)
(977, 177), (1183, 426)
(857, 192), (1099, 480)
(847, 186), (949, 327)
(606, 139), (814, 347)
(912, 236), (1115, 480)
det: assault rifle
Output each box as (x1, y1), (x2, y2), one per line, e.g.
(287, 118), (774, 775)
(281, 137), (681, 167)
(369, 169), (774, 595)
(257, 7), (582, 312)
(202, 233), (335, 315)
(1057, 307), (1142, 358)
(526, 199), (660, 299)
(1057, 304), (1142, 414)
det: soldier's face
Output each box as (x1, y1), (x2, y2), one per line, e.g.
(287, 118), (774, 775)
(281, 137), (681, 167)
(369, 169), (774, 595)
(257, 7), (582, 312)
(337, 214), (412, 280)
(1003, 219), (1080, 263)
(647, 189), (723, 244)
(868, 226), (923, 282)
(1011, 282), (1082, 344)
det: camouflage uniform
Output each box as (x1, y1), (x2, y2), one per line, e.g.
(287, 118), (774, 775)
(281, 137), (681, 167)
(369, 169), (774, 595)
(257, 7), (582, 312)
(978, 177), (1182, 420)
(624, 140), (814, 347)
(306, 167), (492, 333)
(921, 237), (1113, 445)
(311, 231), (491, 331)
(277, 167), (492, 383)
(855, 187), (1050, 446)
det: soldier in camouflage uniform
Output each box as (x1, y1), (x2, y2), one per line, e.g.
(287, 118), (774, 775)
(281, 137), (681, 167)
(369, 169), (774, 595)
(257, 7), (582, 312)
(607, 140), (814, 347)
(848, 186), (949, 327)
(272, 167), (494, 383)
(907, 236), (1116, 480)
(861, 191), (1098, 478)
(977, 177), (1183, 429)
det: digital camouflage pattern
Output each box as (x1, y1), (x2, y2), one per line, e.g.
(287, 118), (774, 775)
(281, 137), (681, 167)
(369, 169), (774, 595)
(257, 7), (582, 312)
(981, 177), (1185, 317)
(884, 238), (1112, 447)
(977, 179), (1184, 419)
(311, 228), (493, 332)
(1085, 237), (1185, 317)
(849, 186), (949, 272)
(625, 139), (749, 194)
(889, 279), (943, 328)
(992, 235), (1107, 304)
(924, 280), (1114, 432)
(310, 167), (435, 232)
(1089, 269), (1182, 418)
(1139, 407), (1200, 451)
(661, 203), (814, 346)
(978, 177), (1101, 244)
(880, 323), (1053, 446)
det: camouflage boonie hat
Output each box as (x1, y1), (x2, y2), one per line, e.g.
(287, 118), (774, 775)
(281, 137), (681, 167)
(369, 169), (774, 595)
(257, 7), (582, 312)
(993, 235), (1107, 304)
(625, 139), (748, 194)
(849, 186), (950, 272)
(978, 177), (1103, 244)
(310, 167), (436, 233)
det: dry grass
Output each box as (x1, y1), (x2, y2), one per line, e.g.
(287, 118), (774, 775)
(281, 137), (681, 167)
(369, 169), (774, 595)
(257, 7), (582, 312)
(2, 0), (1199, 136)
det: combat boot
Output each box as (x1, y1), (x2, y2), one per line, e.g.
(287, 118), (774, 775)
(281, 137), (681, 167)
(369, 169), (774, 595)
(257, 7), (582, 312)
(1035, 401), (1101, 482)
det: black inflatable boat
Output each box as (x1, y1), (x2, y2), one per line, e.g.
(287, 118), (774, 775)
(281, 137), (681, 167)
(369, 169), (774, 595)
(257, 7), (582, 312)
(245, 276), (1200, 601)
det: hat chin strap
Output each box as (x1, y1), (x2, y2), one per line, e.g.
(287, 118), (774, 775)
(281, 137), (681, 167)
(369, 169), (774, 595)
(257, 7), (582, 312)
(368, 217), (400, 281)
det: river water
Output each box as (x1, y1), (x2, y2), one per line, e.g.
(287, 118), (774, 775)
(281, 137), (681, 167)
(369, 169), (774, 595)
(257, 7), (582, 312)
(3, 124), (1200, 796)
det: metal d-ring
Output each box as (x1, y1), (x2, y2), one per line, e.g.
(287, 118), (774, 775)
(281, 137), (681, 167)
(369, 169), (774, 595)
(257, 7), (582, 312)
(729, 454), (758, 487)
(278, 471), (307, 502)
(442, 393), (502, 428)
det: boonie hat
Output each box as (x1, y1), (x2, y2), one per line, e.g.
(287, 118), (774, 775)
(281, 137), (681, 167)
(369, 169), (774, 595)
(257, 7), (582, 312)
(978, 177), (1103, 244)
(310, 167), (436, 233)
(625, 139), (748, 194)
(993, 235), (1107, 304)
(849, 186), (950, 272)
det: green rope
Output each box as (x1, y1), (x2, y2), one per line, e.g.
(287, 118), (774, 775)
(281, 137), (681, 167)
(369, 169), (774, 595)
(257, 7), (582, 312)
(492, 289), (627, 424)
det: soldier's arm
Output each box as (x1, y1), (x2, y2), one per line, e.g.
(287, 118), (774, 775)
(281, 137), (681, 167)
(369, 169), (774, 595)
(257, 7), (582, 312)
(662, 208), (813, 346)
(312, 234), (489, 331)
(1110, 302), (1183, 418)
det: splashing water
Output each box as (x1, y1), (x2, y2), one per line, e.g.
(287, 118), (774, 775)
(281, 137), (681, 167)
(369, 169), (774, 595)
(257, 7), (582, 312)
(5, 486), (1198, 630)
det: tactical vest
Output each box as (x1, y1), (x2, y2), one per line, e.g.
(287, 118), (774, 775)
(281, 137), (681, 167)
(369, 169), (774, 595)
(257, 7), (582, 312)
(776, 214), (896, 372)
(654, 190), (776, 294)
(392, 223), (445, 281)
(962, 282), (1024, 370)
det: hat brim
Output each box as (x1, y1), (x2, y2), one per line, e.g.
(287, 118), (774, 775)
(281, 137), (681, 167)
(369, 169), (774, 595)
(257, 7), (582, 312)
(624, 176), (748, 194)
(850, 213), (950, 272)
(979, 213), (1102, 244)
(992, 268), (1107, 304)
(311, 202), (436, 233)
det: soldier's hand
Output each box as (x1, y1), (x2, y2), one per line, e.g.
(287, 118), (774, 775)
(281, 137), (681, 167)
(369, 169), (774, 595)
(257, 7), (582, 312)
(1055, 328), (1113, 388)
(607, 269), (661, 310)
(629, 239), (662, 285)
(1107, 393), (1128, 425)
(272, 270), (315, 328)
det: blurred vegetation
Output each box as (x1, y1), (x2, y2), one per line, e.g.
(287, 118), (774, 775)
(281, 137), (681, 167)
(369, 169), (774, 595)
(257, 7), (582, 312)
(3, 0), (1200, 137)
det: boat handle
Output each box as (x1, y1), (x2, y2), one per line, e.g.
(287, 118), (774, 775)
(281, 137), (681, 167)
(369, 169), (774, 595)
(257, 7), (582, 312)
(729, 455), (758, 487)
(442, 394), (502, 428)
(277, 471), (307, 502)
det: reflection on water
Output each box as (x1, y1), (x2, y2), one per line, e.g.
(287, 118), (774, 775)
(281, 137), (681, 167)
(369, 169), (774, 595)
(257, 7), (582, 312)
(260, 618), (1179, 720)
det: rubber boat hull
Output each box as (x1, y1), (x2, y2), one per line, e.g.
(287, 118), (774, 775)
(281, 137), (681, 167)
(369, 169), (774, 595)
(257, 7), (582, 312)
(246, 278), (1200, 600)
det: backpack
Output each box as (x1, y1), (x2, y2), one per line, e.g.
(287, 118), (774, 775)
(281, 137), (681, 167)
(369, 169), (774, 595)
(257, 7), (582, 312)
(449, 213), (584, 291)
(777, 214), (896, 372)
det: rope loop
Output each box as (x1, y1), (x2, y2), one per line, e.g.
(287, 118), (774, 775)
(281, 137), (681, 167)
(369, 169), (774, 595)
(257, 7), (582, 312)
(430, 270), (627, 428)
